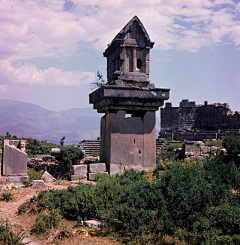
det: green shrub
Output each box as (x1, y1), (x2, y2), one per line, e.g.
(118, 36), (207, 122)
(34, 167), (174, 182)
(91, 151), (99, 157)
(223, 135), (240, 155)
(204, 139), (223, 148)
(1, 192), (13, 202)
(18, 202), (29, 214)
(156, 150), (180, 163)
(0, 220), (28, 245)
(60, 146), (84, 166)
(22, 180), (30, 187)
(27, 169), (42, 182)
(206, 203), (240, 235)
(18, 157), (240, 244)
(31, 210), (62, 234)
(167, 142), (183, 152)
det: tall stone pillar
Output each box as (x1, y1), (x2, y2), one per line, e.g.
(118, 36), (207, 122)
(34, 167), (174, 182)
(89, 16), (170, 174)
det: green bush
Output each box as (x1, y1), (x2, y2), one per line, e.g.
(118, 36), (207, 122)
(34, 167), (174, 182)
(204, 139), (223, 148)
(18, 157), (240, 244)
(22, 180), (30, 187)
(27, 169), (42, 182)
(91, 151), (99, 157)
(60, 146), (84, 166)
(167, 142), (183, 152)
(206, 203), (240, 235)
(1, 192), (14, 202)
(0, 220), (28, 245)
(31, 210), (62, 234)
(223, 135), (240, 155)
(156, 150), (178, 163)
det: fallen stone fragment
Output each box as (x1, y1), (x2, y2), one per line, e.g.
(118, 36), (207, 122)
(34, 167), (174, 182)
(41, 171), (56, 183)
(31, 180), (46, 188)
(83, 220), (104, 229)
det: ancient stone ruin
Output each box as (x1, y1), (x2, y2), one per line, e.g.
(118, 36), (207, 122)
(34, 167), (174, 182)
(90, 16), (170, 174)
(159, 99), (240, 141)
(0, 140), (28, 182)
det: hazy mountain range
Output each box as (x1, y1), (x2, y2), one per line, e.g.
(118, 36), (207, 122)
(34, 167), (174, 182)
(0, 99), (102, 144)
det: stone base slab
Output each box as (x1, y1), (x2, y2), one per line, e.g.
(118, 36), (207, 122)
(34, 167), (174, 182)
(70, 165), (87, 175)
(70, 174), (87, 181)
(88, 163), (106, 173)
(0, 175), (29, 183)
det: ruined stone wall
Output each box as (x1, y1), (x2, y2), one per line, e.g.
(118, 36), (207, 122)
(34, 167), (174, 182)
(160, 100), (240, 141)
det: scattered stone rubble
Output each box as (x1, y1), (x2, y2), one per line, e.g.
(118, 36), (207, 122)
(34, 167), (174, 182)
(172, 140), (227, 161)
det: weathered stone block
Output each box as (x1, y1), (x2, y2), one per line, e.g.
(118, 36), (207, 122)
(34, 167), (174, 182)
(200, 146), (211, 154)
(70, 174), (87, 181)
(83, 220), (103, 229)
(88, 163), (106, 173)
(69, 165), (87, 175)
(2, 140), (27, 176)
(41, 171), (56, 183)
(31, 180), (46, 188)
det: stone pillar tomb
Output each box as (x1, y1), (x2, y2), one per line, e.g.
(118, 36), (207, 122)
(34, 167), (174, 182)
(89, 16), (170, 174)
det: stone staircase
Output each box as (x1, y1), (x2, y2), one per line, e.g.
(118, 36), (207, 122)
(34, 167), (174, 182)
(156, 139), (182, 152)
(78, 139), (182, 155)
(78, 140), (100, 156)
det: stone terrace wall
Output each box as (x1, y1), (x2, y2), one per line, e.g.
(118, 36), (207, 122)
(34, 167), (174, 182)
(160, 100), (240, 141)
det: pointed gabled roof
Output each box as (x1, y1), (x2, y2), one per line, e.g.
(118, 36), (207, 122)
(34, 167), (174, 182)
(112, 15), (151, 43)
(104, 16), (154, 57)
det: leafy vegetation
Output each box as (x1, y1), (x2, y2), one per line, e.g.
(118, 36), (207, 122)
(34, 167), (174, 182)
(167, 142), (183, 152)
(27, 169), (42, 182)
(204, 139), (223, 148)
(25, 138), (59, 157)
(18, 156), (240, 244)
(223, 134), (240, 155)
(0, 192), (14, 202)
(59, 145), (84, 166)
(0, 220), (29, 245)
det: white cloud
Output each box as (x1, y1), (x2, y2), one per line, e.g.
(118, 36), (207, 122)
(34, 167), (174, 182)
(1, 0), (240, 86)
(0, 60), (95, 86)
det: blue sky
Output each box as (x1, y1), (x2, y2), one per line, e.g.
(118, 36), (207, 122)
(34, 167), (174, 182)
(0, 0), (240, 113)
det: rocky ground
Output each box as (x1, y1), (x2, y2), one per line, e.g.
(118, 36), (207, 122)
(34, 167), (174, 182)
(0, 180), (121, 245)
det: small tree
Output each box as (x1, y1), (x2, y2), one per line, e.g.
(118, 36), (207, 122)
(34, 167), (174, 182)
(222, 135), (240, 155)
(60, 146), (84, 166)
(60, 136), (65, 146)
(5, 131), (11, 138)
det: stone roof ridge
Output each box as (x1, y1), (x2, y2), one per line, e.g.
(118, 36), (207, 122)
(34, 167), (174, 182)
(111, 15), (151, 44)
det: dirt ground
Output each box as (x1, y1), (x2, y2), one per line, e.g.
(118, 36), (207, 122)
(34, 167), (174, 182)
(0, 181), (122, 245)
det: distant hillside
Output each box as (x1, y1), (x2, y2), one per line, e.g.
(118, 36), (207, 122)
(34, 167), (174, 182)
(0, 99), (102, 144)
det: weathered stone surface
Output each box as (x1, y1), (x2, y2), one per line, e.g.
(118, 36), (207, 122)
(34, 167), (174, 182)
(70, 174), (87, 180)
(0, 176), (29, 183)
(69, 165), (87, 175)
(88, 163), (106, 173)
(200, 146), (211, 155)
(88, 172), (108, 181)
(41, 171), (56, 183)
(2, 140), (27, 176)
(89, 16), (170, 175)
(160, 99), (240, 141)
(31, 180), (46, 188)
(182, 141), (200, 157)
(210, 146), (220, 153)
(83, 220), (104, 229)
(51, 148), (61, 156)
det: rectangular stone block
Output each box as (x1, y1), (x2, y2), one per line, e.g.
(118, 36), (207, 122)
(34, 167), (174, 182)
(88, 163), (106, 173)
(69, 165), (87, 175)
(70, 174), (87, 181)
(88, 172), (108, 181)
(3, 142), (27, 176)
(0, 176), (29, 183)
